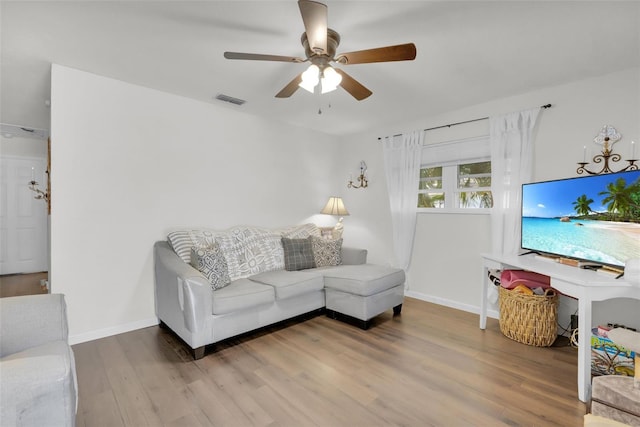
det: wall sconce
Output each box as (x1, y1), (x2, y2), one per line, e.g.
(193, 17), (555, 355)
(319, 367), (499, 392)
(28, 178), (50, 204)
(347, 161), (368, 189)
(577, 125), (638, 175)
(27, 138), (51, 214)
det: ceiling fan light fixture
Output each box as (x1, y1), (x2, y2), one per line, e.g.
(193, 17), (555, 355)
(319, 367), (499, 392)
(299, 64), (320, 93)
(321, 66), (342, 93)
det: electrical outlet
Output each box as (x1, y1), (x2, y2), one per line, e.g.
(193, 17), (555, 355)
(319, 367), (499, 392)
(571, 314), (578, 331)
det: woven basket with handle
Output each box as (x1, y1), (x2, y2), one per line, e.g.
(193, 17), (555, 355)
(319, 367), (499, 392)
(498, 286), (558, 347)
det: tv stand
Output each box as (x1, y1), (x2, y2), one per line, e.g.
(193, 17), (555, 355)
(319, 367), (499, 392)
(480, 252), (640, 403)
(519, 250), (543, 256)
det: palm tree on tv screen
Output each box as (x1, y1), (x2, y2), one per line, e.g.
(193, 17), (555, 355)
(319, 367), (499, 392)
(598, 177), (639, 221)
(572, 194), (593, 217)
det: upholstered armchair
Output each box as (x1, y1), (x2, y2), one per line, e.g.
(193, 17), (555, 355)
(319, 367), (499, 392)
(0, 294), (77, 426)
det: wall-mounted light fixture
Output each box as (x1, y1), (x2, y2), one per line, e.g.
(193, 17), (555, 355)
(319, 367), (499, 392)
(27, 138), (51, 214)
(577, 125), (638, 175)
(347, 161), (368, 189)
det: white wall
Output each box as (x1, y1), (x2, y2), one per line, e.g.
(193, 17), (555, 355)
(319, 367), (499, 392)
(336, 67), (640, 330)
(50, 65), (340, 343)
(50, 63), (640, 343)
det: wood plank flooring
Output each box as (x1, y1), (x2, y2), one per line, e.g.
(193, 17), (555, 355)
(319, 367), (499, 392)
(0, 272), (48, 298)
(73, 298), (586, 427)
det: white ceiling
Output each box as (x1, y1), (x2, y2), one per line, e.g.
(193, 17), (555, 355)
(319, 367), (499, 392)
(2, 1), (639, 137)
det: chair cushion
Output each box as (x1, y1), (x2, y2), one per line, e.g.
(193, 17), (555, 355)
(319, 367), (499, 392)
(211, 278), (275, 315)
(249, 270), (324, 300)
(321, 264), (405, 296)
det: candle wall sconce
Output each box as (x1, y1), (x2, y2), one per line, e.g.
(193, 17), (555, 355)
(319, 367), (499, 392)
(577, 125), (637, 175)
(347, 161), (368, 189)
(27, 138), (51, 214)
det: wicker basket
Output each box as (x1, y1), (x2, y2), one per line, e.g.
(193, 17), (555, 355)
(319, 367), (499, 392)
(498, 286), (558, 347)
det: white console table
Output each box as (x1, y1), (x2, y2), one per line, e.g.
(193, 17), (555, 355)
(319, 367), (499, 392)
(480, 253), (640, 403)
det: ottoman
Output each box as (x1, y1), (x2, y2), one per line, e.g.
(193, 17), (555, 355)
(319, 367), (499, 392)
(591, 376), (640, 426)
(322, 264), (405, 329)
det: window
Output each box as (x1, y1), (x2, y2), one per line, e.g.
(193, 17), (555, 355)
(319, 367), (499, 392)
(418, 166), (444, 208)
(417, 136), (493, 213)
(457, 161), (492, 208)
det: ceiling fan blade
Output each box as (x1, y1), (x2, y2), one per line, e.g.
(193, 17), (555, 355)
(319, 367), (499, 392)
(224, 52), (305, 63)
(335, 43), (417, 65)
(275, 73), (303, 98)
(298, 0), (328, 54)
(335, 69), (372, 101)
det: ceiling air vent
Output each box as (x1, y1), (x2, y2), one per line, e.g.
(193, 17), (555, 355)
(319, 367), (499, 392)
(214, 94), (246, 106)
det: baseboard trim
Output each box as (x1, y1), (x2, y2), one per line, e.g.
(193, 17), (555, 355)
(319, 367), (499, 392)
(405, 290), (499, 320)
(69, 317), (159, 345)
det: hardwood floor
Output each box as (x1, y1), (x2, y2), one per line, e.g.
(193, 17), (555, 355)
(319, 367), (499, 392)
(73, 298), (586, 427)
(0, 272), (48, 298)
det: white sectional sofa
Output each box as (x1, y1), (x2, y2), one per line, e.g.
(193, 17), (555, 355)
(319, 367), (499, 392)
(154, 224), (404, 359)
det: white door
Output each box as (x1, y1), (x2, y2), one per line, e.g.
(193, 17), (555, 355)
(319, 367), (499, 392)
(0, 156), (48, 274)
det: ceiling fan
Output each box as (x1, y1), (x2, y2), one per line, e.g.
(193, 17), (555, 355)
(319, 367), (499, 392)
(223, 0), (417, 101)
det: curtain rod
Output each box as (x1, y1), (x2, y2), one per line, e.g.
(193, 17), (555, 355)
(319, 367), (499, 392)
(377, 103), (552, 141)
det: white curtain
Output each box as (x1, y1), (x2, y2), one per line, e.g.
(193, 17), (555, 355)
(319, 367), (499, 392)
(382, 130), (424, 279)
(490, 108), (541, 255)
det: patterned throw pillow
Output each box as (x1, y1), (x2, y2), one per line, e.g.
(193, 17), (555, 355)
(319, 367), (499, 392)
(215, 227), (285, 280)
(190, 245), (231, 290)
(311, 236), (343, 267)
(282, 237), (316, 271)
(168, 229), (217, 263)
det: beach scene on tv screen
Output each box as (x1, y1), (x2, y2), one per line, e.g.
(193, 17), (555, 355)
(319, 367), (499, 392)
(521, 170), (640, 267)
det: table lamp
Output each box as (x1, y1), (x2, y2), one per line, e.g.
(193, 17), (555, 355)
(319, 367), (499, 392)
(320, 196), (349, 239)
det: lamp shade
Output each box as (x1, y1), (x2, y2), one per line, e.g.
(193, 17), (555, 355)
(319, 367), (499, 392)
(320, 197), (350, 216)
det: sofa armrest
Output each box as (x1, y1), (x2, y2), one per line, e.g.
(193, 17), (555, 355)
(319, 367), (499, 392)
(0, 342), (76, 426)
(341, 247), (368, 265)
(0, 294), (68, 358)
(154, 241), (212, 334)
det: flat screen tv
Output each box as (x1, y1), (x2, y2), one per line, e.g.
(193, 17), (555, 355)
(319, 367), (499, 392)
(521, 169), (640, 269)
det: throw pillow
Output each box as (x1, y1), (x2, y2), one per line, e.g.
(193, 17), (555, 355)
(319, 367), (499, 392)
(168, 229), (217, 263)
(311, 236), (343, 267)
(215, 227), (285, 280)
(190, 245), (231, 290)
(282, 237), (316, 271)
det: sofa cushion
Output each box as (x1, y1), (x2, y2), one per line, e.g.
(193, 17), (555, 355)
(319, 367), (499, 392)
(249, 270), (324, 300)
(282, 237), (316, 271)
(211, 278), (275, 315)
(321, 264), (406, 296)
(215, 227), (285, 281)
(311, 237), (343, 267)
(190, 245), (231, 290)
(167, 229), (217, 263)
